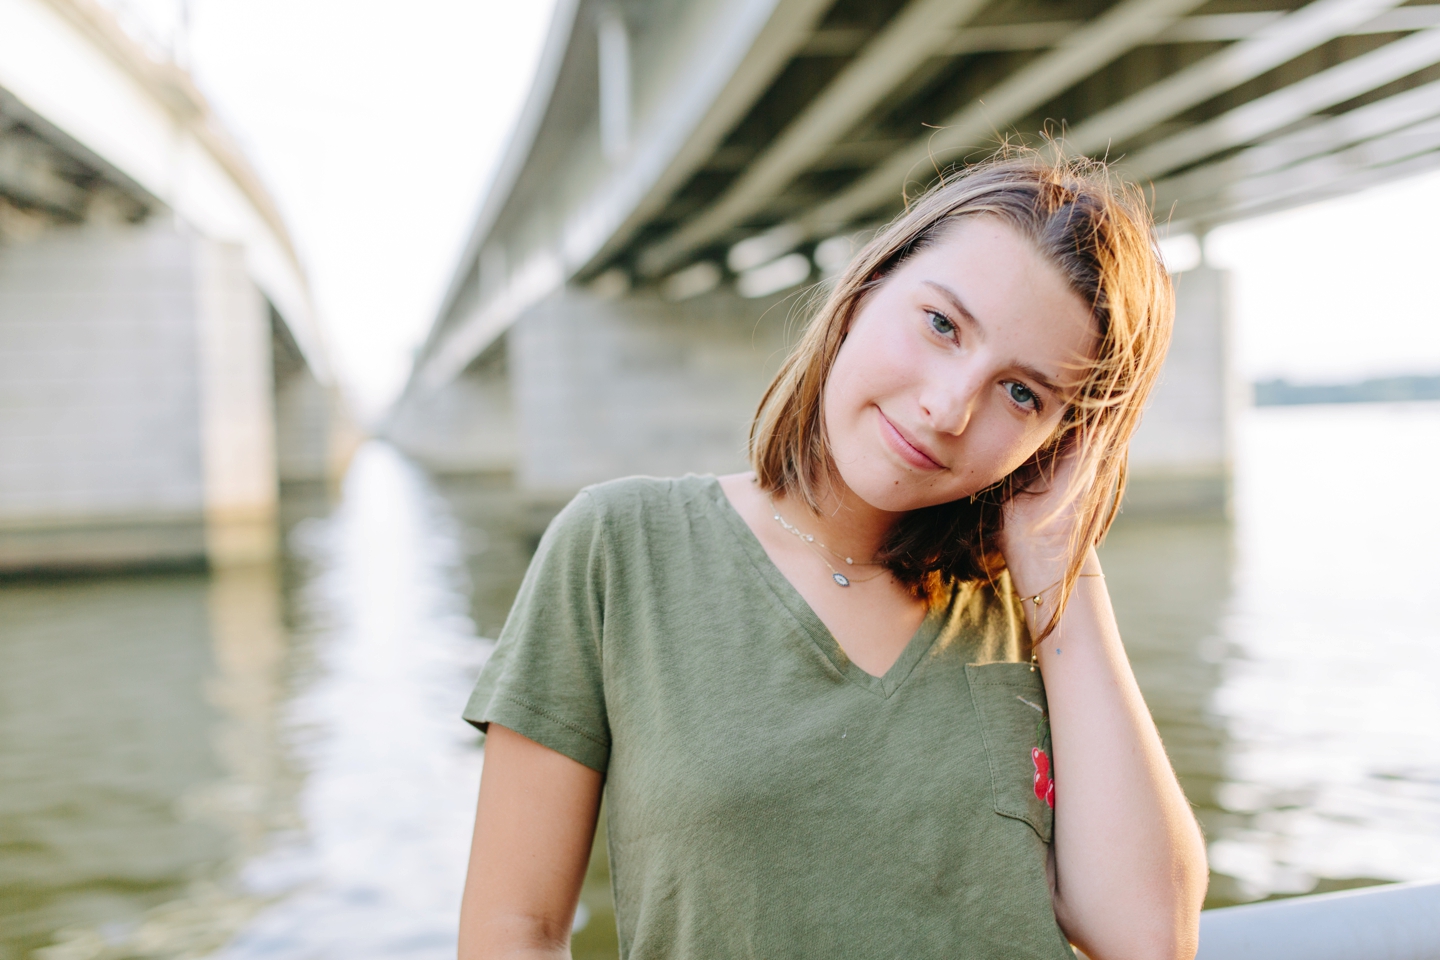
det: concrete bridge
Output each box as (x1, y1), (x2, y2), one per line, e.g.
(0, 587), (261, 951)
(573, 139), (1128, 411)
(390, 0), (1440, 508)
(0, 0), (347, 570)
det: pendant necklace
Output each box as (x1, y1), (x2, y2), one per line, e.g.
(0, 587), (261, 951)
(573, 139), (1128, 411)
(769, 501), (888, 588)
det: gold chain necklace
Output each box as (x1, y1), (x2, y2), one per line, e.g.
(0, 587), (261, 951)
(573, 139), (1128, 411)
(769, 501), (888, 588)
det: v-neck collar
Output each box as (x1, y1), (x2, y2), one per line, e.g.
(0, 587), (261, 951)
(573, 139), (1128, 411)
(705, 476), (950, 700)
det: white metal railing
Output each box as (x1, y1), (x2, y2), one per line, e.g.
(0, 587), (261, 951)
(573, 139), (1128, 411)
(1196, 879), (1440, 960)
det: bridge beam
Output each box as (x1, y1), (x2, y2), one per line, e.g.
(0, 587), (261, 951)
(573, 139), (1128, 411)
(636, 0), (992, 277)
(1066, 0), (1410, 157)
(1155, 76), (1440, 218)
(1127, 23), (1440, 181)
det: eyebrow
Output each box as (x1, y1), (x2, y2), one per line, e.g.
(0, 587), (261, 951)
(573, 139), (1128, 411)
(923, 280), (980, 329)
(921, 280), (1065, 396)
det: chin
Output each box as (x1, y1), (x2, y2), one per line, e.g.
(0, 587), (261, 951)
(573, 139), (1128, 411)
(835, 460), (971, 514)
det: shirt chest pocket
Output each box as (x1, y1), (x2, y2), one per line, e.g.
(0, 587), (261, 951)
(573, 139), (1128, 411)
(965, 663), (1055, 844)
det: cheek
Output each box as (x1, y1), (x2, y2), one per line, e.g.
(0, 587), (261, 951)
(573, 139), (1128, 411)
(974, 419), (1059, 485)
(991, 436), (1043, 482)
(828, 313), (914, 406)
(821, 358), (862, 454)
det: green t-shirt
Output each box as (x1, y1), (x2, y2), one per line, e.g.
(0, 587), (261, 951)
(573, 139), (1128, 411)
(464, 475), (1074, 959)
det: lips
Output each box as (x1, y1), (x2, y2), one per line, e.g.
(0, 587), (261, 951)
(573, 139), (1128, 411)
(877, 409), (945, 471)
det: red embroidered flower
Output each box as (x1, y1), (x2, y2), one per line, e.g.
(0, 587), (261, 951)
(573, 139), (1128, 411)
(1031, 747), (1055, 809)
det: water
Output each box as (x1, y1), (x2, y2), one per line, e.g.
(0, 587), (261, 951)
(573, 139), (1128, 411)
(3, 404), (1439, 958)
(0, 447), (507, 960)
(1202, 402), (1440, 899)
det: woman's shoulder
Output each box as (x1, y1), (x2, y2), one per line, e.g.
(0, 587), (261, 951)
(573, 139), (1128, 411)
(575, 473), (719, 518)
(536, 474), (724, 582)
(548, 474), (720, 543)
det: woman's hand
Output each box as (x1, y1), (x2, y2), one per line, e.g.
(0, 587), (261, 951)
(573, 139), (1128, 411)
(997, 443), (1097, 599)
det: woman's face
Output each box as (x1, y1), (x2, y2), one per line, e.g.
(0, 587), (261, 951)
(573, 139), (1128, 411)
(823, 216), (1096, 514)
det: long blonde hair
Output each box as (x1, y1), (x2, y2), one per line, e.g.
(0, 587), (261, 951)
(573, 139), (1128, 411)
(749, 149), (1174, 640)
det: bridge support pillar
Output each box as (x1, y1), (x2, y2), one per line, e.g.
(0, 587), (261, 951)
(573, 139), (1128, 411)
(507, 286), (792, 494)
(385, 344), (516, 475)
(1125, 265), (1234, 515)
(271, 313), (360, 487)
(0, 225), (288, 570)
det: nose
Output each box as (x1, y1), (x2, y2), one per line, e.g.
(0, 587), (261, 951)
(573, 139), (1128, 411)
(917, 366), (985, 437)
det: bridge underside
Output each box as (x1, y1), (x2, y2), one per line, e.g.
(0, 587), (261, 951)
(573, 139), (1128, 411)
(620, 0), (1440, 278)
(399, 0), (1385, 509)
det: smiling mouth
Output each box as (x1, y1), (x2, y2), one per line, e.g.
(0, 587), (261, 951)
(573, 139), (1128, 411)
(877, 409), (945, 471)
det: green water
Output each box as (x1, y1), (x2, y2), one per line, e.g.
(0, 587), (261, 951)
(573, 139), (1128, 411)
(0, 572), (226, 956)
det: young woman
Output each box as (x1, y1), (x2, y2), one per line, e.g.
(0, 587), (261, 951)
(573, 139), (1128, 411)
(457, 153), (1208, 960)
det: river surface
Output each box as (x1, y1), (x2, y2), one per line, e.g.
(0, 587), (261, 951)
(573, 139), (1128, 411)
(2, 402), (1438, 959)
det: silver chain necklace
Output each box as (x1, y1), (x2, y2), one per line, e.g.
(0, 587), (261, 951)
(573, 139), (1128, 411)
(769, 501), (887, 588)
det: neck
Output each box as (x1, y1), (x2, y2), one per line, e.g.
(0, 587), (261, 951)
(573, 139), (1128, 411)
(773, 476), (898, 564)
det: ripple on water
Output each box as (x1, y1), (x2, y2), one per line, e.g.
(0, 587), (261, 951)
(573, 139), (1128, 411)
(1104, 402), (1440, 906)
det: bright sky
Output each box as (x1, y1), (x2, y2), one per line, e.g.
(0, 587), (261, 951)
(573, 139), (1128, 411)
(99, 1), (1440, 414)
(1208, 169), (1440, 384)
(110, 0), (559, 420)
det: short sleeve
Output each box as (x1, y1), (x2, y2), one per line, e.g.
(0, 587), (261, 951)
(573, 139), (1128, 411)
(462, 489), (611, 772)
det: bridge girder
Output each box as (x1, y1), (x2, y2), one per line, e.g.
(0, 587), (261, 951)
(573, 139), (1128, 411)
(0, 0), (329, 382)
(0, 86), (152, 226)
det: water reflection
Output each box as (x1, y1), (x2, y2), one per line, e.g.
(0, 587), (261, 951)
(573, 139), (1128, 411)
(1100, 513), (1231, 853)
(2, 407), (1438, 957)
(1105, 402), (1440, 905)
(213, 445), (489, 960)
(0, 445), (497, 960)
(0, 571), (232, 960)
(1204, 402), (1440, 902)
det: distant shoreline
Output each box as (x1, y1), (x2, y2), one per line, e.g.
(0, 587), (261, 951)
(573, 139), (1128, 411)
(1253, 375), (1440, 407)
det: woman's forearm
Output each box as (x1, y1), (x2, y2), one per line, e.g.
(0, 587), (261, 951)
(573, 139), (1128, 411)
(1015, 550), (1207, 960)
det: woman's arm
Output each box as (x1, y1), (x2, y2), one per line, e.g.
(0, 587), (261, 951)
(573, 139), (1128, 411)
(459, 724), (604, 960)
(1002, 471), (1208, 960)
(1025, 549), (1206, 959)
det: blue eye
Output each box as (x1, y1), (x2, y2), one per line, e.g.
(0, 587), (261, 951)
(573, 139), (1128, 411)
(1006, 382), (1038, 409)
(928, 311), (956, 336)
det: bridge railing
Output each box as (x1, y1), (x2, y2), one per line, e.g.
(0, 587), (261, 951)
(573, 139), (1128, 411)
(1195, 879), (1440, 960)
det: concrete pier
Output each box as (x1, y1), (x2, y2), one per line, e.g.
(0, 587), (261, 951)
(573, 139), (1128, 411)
(383, 344), (517, 477)
(389, 285), (795, 489)
(0, 226), (282, 568)
(509, 286), (794, 492)
(1126, 265), (1235, 515)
